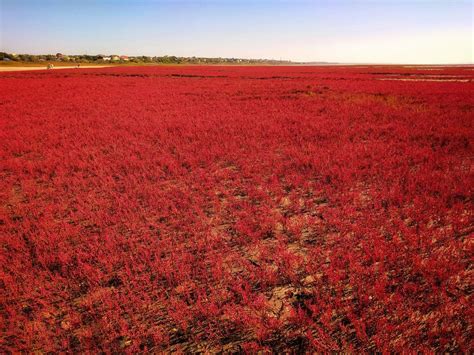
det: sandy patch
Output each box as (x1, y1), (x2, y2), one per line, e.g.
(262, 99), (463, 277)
(0, 65), (111, 72)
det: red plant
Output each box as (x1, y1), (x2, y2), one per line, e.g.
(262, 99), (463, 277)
(0, 65), (472, 352)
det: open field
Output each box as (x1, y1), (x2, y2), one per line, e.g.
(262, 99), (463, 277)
(1, 65), (473, 352)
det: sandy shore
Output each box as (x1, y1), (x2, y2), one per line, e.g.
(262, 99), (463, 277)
(0, 65), (111, 72)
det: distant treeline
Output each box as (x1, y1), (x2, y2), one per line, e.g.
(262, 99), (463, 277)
(0, 52), (291, 65)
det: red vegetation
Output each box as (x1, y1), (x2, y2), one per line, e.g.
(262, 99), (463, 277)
(1, 65), (473, 352)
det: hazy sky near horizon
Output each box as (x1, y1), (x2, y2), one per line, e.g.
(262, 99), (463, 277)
(1, 0), (472, 64)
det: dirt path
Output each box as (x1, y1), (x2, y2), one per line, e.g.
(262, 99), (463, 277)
(0, 65), (111, 72)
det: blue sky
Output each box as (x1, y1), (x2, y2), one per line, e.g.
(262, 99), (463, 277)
(1, 0), (472, 63)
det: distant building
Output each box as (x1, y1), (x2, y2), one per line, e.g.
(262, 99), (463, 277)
(111, 55), (120, 61)
(120, 55), (129, 61)
(103, 57), (112, 61)
(56, 53), (64, 59)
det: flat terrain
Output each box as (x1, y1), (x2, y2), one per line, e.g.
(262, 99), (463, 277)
(0, 65), (111, 72)
(0, 65), (473, 352)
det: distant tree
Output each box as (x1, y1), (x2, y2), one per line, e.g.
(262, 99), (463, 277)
(18, 54), (36, 62)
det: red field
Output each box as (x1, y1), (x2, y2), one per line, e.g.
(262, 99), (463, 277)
(1, 65), (473, 352)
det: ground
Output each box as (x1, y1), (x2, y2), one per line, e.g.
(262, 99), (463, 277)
(0, 65), (472, 352)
